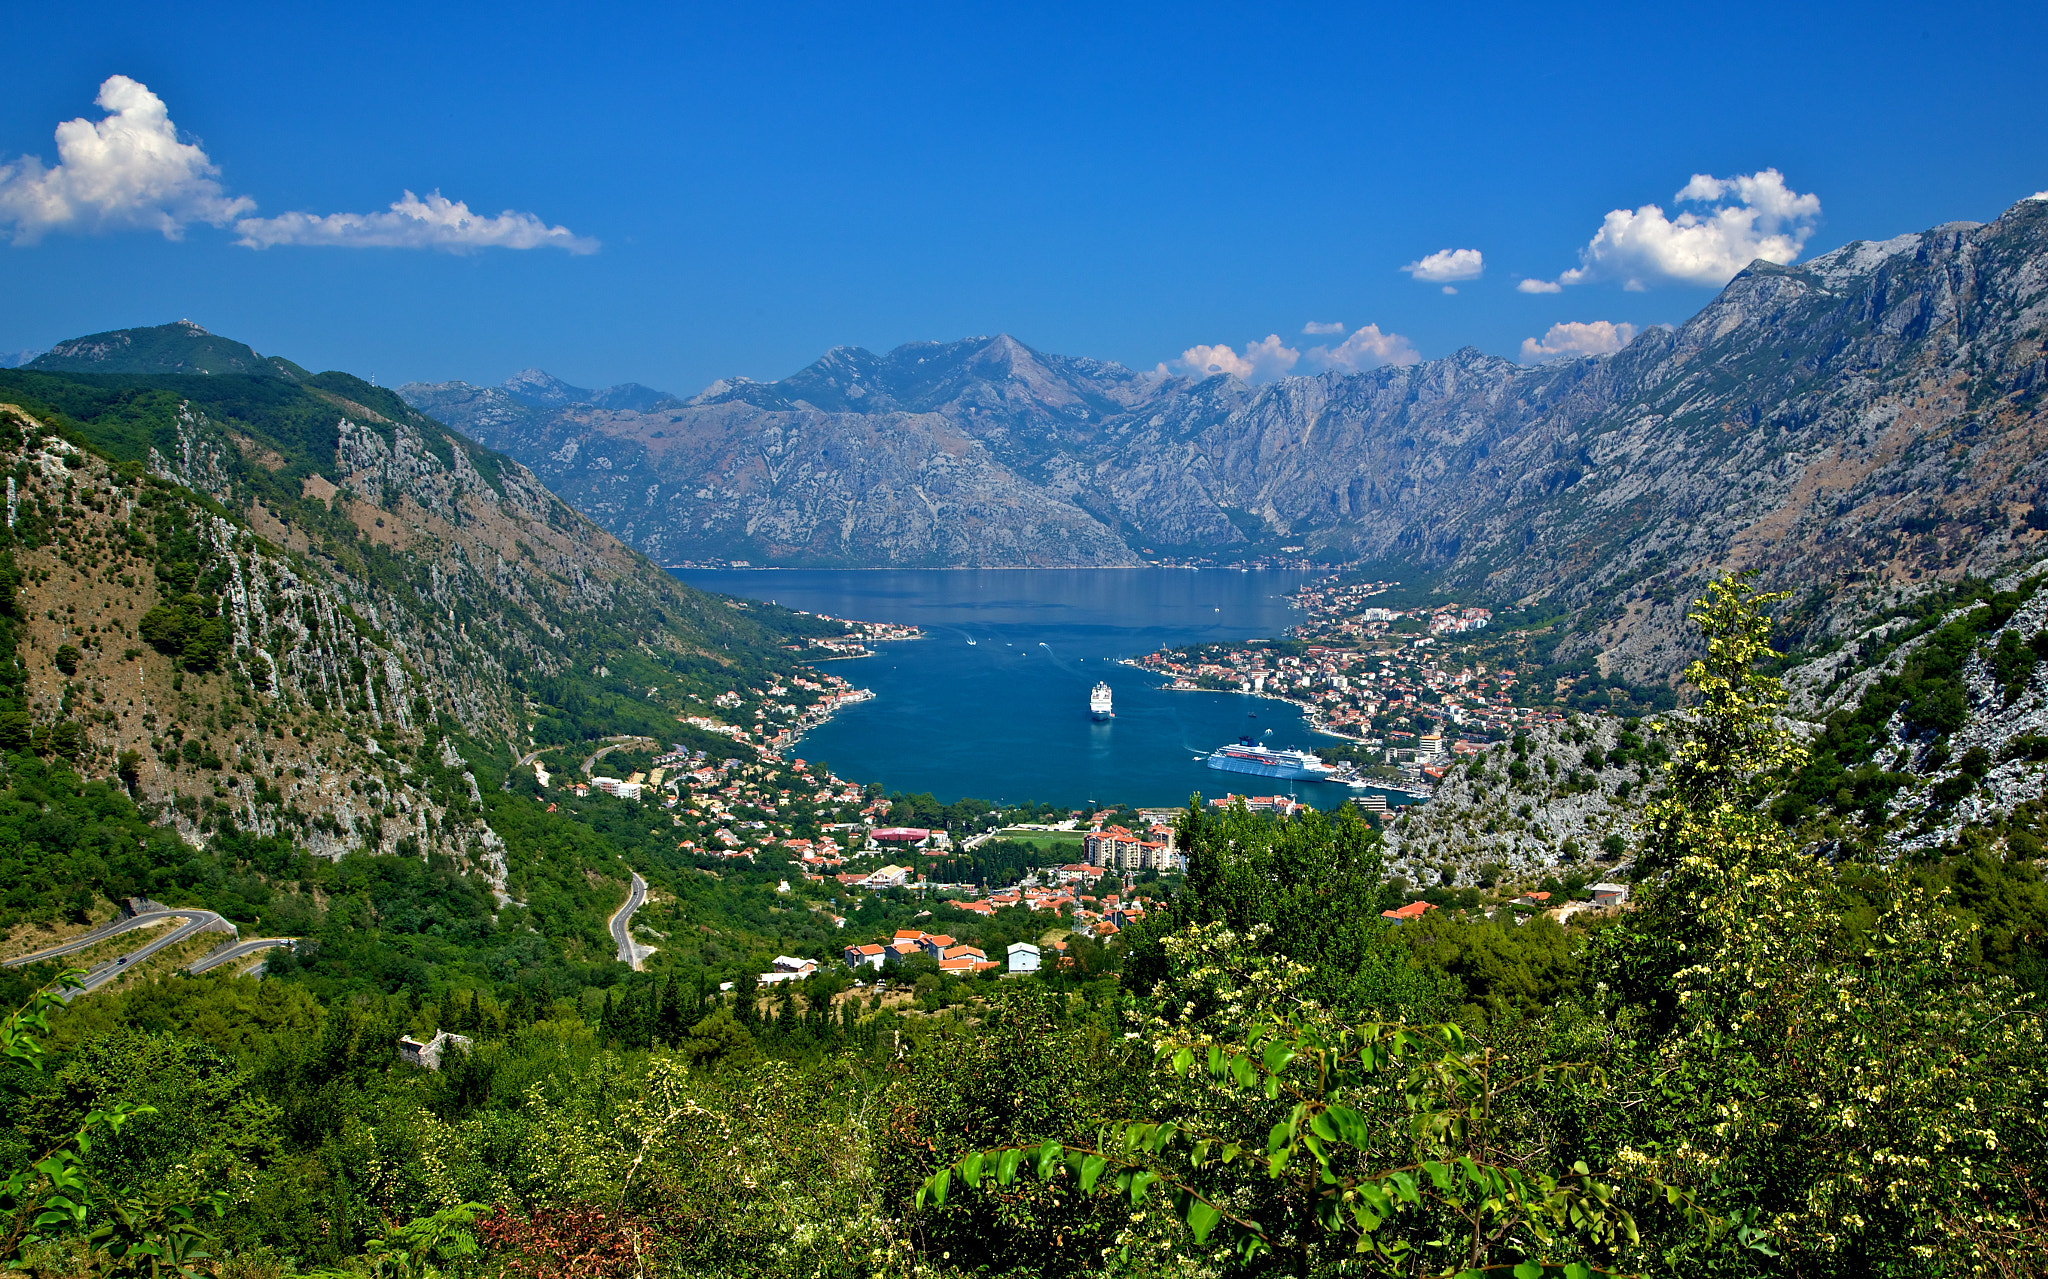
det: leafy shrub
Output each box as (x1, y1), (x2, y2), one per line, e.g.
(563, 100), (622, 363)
(2004, 733), (2048, 762)
(1909, 680), (1968, 733)
(138, 594), (227, 670)
(1930, 774), (1975, 807)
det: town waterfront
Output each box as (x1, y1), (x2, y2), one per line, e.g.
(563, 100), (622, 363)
(675, 568), (1420, 813)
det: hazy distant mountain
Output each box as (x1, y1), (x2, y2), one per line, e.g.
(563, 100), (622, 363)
(402, 336), (1171, 567)
(0, 349), (43, 369)
(405, 197), (2048, 679)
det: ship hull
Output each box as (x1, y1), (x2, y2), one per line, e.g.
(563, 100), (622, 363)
(1205, 751), (1334, 782)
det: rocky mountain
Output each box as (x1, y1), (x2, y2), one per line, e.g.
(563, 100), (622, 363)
(1387, 553), (2048, 894)
(400, 335), (1174, 568)
(407, 196), (2048, 681)
(0, 324), (844, 878)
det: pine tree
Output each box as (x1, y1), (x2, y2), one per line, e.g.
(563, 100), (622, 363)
(733, 973), (758, 1028)
(656, 974), (685, 1047)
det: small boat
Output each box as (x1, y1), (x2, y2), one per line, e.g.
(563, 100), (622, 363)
(966, 638), (976, 646)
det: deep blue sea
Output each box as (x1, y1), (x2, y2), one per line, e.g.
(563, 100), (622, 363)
(675, 568), (1418, 814)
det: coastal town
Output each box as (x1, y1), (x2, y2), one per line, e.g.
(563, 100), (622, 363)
(548, 575), (1654, 997)
(1130, 574), (1576, 789)
(562, 731), (1196, 995)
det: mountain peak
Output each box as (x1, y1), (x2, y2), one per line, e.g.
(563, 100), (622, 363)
(27, 320), (304, 379)
(497, 368), (679, 412)
(502, 368), (592, 407)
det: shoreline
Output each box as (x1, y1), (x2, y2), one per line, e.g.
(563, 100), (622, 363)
(1119, 658), (1376, 742)
(772, 629), (923, 752)
(769, 686), (877, 755)
(670, 563), (1342, 574)
(803, 634), (927, 661)
(1121, 661), (1434, 801)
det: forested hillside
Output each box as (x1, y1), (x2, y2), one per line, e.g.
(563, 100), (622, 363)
(2, 577), (2043, 1277)
(0, 325), (874, 866)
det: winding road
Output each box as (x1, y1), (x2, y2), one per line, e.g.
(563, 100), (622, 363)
(188, 937), (298, 975)
(609, 871), (650, 970)
(582, 736), (656, 777)
(4, 909), (298, 998)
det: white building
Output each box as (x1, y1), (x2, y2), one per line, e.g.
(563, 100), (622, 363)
(861, 864), (912, 889)
(1007, 942), (1041, 973)
(397, 1030), (473, 1071)
(1590, 882), (1630, 907)
(758, 956), (819, 986)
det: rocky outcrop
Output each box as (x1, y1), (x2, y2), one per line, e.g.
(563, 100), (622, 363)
(0, 329), (822, 870)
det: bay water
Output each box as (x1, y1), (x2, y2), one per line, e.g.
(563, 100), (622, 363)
(676, 568), (1415, 814)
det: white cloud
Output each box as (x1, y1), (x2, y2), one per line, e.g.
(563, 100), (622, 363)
(0, 75), (253, 243)
(1527, 169), (1821, 291)
(1440, 286), (1457, 295)
(1306, 323), (1421, 373)
(1516, 278), (1562, 294)
(1401, 247), (1483, 283)
(235, 190), (598, 254)
(1302, 320), (1345, 335)
(2030, 190), (2048, 201)
(1163, 334), (1301, 382)
(1520, 320), (1638, 363)
(0, 75), (595, 254)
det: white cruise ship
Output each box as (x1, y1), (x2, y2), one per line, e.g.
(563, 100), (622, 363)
(1205, 738), (1337, 782)
(1089, 681), (1114, 720)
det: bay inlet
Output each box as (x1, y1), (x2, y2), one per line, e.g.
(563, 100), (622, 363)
(675, 568), (1420, 814)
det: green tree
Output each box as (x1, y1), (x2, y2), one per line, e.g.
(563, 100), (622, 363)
(1595, 574), (2048, 1274)
(1, 977), (157, 1265)
(655, 974), (686, 1047)
(1125, 799), (1430, 1018)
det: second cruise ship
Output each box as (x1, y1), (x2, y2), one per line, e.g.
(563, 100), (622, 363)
(1090, 681), (1114, 720)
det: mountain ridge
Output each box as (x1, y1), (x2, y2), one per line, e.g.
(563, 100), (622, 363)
(405, 195), (2048, 680)
(0, 339), (850, 879)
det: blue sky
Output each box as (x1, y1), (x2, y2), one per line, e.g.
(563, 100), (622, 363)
(1, 1), (2043, 393)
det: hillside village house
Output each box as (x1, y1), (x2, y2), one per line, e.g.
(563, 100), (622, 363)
(860, 864), (912, 889)
(758, 955), (818, 985)
(938, 943), (995, 974)
(1380, 901), (1435, 924)
(397, 1030), (473, 1070)
(1008, 942), (1041, 973)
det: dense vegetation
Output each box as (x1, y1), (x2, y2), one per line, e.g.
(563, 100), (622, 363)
(1, 576), (2043, 1278)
